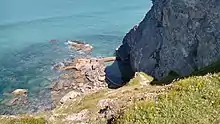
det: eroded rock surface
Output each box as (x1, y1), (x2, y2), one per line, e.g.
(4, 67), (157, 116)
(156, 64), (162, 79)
(117, 0), (220, 79)
(64, 109), (90, 122)
(52, 57), (107, 104)
(60, 91), (81, 104)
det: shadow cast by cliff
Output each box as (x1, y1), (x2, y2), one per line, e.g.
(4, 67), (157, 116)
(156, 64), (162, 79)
(151, 60), (220, 85)
(105, 58), (134, 89)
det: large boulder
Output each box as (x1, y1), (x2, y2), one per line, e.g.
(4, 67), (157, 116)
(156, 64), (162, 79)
(117, 0), (220, 79)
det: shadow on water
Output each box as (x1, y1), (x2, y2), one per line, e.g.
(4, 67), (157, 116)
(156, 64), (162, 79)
(0, 41), (75, 115)
(105, 58), (134, 89)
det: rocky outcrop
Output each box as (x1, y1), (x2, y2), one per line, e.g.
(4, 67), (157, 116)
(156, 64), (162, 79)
(64, 109), (90, 122)
(51, 57), (108, 104)
(117, 0), (220, 79)
(67, 40), (93, 54)
(12, 89), (28, 96)
(60, 91), (81, 104)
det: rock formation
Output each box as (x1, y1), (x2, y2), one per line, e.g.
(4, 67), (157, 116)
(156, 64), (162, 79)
(67, 40), (93, 54)
(51, 57), (108, 104)
(116, 0), (220, 79)
(12, 89), (28, 96)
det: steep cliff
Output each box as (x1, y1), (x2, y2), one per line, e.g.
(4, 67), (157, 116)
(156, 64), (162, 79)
(117, 0), (220, 79)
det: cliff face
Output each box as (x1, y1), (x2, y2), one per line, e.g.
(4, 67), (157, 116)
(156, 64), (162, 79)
(117, 0), (220, 79)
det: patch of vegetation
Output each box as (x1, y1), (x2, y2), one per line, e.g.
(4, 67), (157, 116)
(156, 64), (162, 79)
(127, 75), (141, 86)
(127, 72), (154, 86)
(54, 89), (108, 115)
(0, 117), (47, 124)
(139, 72), (154, 82)
(117, 73), (220, 124)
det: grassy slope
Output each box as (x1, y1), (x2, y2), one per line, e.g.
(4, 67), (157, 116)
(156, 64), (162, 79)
(1, 61), (220, 124)
(0, 75), (168, 124)
(117, 73), (220, 124)
(1, 72), (220, 124)
(0, 116), (47, 124)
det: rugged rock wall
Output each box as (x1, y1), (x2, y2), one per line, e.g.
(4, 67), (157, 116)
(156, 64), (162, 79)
(117, 0), (220, 79)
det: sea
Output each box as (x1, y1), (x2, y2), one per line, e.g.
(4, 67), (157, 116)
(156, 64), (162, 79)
(0, 0), (152, 114)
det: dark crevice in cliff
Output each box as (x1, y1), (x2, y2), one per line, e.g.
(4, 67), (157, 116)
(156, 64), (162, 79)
(151, 37), (163, 73)
(190, 34), (199, 71)
(157, 9), (164, 27)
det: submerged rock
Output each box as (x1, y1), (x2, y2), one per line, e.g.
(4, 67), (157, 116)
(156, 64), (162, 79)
(7, 96), (28, 106)
(117, 0), (220, 79)
(67, 40), (93, 54)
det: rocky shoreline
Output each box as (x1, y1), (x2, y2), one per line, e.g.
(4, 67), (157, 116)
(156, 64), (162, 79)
(50, 41), (119, 105)
(0, 39), (136, 116)
(1, 0), (220, 122)
(52, 57), (107, 104)
(1, 40), (119, 115)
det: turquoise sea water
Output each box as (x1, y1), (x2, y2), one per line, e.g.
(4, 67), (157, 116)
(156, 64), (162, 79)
(0, 0), (152, 114)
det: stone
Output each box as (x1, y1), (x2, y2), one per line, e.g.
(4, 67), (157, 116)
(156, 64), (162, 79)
(73, 71), (82, 79)
(75, 63), (84, 71)
(65, 109), (90, 121)
(6, 96), (28, 106)
(75, 78), (84, 83)
(12, 89), (28, 96)
(135, 72), (154, 86)
(60, 73), (72, 79)
(62, 80), (72, 88)
(8, 98), (19, 106)
(52, 81), (64, 91)
(68, 40), (93, 54)
(81, 44), (93, 54)
(99, 71), (106, 77)
(60, 91), (81, 104)
(97, 99), (117, 122)
(116, 0), (220, 80)
(91, 60), (100, 70)
(98, 76), (105, 82)
(97, 99), (115, 108)
(52, 57), (108, 105)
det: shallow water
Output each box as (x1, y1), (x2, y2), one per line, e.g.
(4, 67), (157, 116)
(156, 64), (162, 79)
(0, 0), (152, 114)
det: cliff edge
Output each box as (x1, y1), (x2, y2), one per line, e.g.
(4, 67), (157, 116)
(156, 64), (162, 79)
(117, 0), (220, 79)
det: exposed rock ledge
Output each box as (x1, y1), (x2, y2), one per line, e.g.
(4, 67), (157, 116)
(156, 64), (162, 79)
(117, 0), (220, 79)
(51, 56), (117, 105)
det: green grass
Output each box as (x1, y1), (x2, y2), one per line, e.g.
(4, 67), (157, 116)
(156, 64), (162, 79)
(54, 89), (107, 115)
(117, 73), (220, 124)
(0, 117), (47, 124)
(127, 72), (154, 86)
